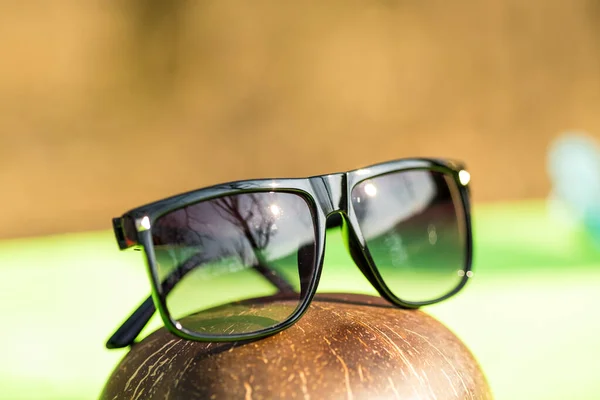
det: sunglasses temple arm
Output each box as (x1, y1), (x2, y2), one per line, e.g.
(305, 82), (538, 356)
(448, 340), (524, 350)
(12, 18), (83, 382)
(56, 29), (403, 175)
(106, 252), (207, 349)
(106, 253), (295, 349)
(105, 296), (156, 349)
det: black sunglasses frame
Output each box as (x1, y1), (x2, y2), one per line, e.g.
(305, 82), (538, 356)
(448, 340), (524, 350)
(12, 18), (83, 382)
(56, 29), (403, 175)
(107, 158), (472, 349)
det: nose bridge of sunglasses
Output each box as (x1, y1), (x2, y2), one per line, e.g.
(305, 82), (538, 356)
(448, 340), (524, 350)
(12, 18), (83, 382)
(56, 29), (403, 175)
(309, 173), (347, 215)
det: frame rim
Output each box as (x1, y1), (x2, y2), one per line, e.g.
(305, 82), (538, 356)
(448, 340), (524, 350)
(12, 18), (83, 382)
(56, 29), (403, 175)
(345, 164), (473, 308)
(144, 186), (329, 343)
(110, 157), (473, 344)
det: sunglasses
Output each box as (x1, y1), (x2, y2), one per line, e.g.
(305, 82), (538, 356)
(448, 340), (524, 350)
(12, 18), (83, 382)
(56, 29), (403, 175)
(106, 158), (472, 349)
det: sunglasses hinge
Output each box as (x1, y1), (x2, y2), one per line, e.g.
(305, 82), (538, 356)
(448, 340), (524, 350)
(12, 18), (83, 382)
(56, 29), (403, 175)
(112, 216), (138, 250)
(112, 218), (128, 249)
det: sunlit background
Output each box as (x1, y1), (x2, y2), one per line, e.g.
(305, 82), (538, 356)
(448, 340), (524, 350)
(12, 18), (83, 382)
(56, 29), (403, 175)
(2, 1), (600, 399)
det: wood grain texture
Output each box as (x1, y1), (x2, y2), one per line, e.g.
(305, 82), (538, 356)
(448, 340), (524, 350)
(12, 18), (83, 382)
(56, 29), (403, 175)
(101, 294), (492, 400)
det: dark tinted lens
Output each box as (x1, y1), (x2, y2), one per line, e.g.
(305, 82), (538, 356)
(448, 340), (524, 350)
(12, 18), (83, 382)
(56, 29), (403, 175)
(151, 192), (316, 336)
(351, 170), (467, 303)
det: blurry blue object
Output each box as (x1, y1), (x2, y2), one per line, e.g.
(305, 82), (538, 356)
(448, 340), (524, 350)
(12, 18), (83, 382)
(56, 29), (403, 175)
(547, 131), (600, 246)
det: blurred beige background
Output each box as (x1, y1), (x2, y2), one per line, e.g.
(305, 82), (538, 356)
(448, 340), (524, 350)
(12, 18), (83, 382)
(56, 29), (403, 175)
(2, 1), (600, 239)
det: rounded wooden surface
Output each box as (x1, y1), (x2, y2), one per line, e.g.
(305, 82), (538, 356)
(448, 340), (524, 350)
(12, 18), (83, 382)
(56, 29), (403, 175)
(101, 294), (492, 400)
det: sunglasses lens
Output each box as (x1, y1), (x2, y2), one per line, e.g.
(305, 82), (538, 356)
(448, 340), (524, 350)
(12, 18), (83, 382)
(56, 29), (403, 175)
(351, 169), (467, 303)
(151, 192), (316, 336)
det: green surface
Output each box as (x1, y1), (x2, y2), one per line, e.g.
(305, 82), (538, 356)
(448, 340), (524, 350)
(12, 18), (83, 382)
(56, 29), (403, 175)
(1, 200), (599, 399)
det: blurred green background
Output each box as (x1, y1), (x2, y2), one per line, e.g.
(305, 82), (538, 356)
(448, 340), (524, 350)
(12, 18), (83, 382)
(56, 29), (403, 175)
(2, 1), (600, 399)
